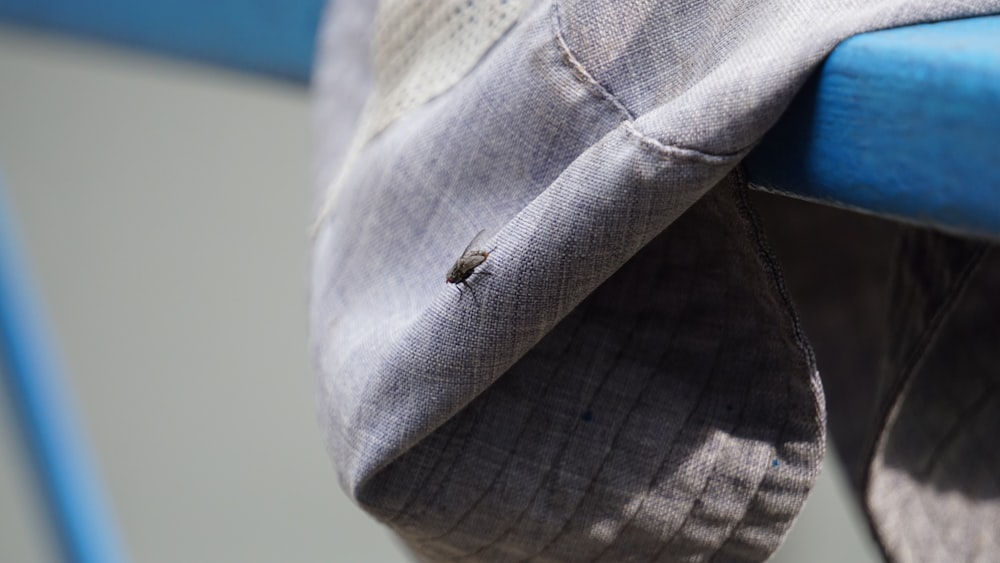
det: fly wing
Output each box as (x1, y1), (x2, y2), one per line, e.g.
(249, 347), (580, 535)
(460, 229), (488, 258)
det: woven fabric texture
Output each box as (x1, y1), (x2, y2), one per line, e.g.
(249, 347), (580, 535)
(311, 1), (1000, 560)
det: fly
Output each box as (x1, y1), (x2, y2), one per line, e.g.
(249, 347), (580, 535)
(446, 229), (490, 297)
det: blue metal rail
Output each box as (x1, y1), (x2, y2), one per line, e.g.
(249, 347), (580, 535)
(0, 5), (996, 562)
(745, 16), (1000, 241)
(0, 3), (996, 235)
(0, 0), (325, 81)
(0, 181), (127, 563)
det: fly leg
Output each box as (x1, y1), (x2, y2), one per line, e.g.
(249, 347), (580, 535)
(462, 280), (479, 306)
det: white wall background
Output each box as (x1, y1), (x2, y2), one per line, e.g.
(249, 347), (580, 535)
(0, 24), (879, 563)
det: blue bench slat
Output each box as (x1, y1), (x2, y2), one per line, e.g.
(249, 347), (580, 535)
(745, 16), (1000, 241)
(0, 0), (325, 81)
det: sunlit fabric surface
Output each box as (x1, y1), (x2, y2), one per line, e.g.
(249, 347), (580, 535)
(310, 1), (1000, 560)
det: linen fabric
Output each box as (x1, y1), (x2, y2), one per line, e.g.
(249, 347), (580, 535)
(310, 1), (1000, 560)
(750, 192), (1000, 563)
(866, 231), (1000, 562)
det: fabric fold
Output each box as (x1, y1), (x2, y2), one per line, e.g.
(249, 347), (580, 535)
(311, 0), (1000, 560)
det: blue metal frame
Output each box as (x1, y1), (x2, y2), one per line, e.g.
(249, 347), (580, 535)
(746, 16), (1000, 241)
(0, 6), (997, 561)
(0, 181), (126, 563)
(0, 0), (325, 81)
(0, 4), (997, 236)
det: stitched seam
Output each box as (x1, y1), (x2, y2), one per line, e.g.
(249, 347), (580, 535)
(643, 376), (735, 562)
(383, 400), (483, 526)
(531, 254), (698, 562)
(917, 382), (997, 481)
(705, 384), (792, 562)
(733, 167), (818, 373)
(648, 206), (752, 560)
(463, 304), (649, 561)
(710, 169), (822, 559)
(860, 238), (988, 561)
(868, 241), (988, 466)
(550, 2), (633, 123)
(503, 290), (651, 561)
(408, 295), (598, 545)
(550, 3), (746, 164)
(460, 243), (681, 560)
(581, 239), (720, 562)
(638, 330), (735, 563)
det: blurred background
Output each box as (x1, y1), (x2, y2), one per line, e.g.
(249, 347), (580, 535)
(0, 14), (880, 563)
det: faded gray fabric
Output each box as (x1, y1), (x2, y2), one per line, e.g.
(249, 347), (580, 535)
(751, 194), (1000, 563)
(749, 192), (895, 494)
(310, 1), (1000, 561)
(868, 232), (1000, 562)
(355, 175), (823, 561)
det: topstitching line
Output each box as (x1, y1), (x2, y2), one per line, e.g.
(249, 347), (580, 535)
(549, 3), (746, 164)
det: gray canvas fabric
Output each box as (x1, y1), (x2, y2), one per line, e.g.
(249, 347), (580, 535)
(310, 1), (1000, 561)
(749, 193), (1000, 563)
(867, 232), (1000, 562)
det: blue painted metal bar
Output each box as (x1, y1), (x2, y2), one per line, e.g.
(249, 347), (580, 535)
(2, 4), (994, 237)
(0, 179), (127, 563)
(0, 0), (325, 81)
(746, 16), (1000, 241)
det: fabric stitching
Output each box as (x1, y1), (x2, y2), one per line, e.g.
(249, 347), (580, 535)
(549, 2), (633, 124)
(581, 232), (719, 563)
(382, 399), (484, 526)
(648, 194), (754, 560)
(407, 294), (598, 544)
(733, 167), (818, 372)
(550, 3), (748, 164)
(917, 381), (997, 481)
(466, 298), (649, 561)
(629, 309), (734, 563)
(500, 268), (664, 562)
(459, 245), (678, 560)
(861, 238), (988, 560)
(708, 169), (821, 559)
(533, 243), (709, 562)
(644, 382), (735, 562)
(705, 388), (792, 562)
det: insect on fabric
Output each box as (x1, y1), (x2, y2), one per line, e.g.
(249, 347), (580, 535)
(446, 229), (490, 299)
